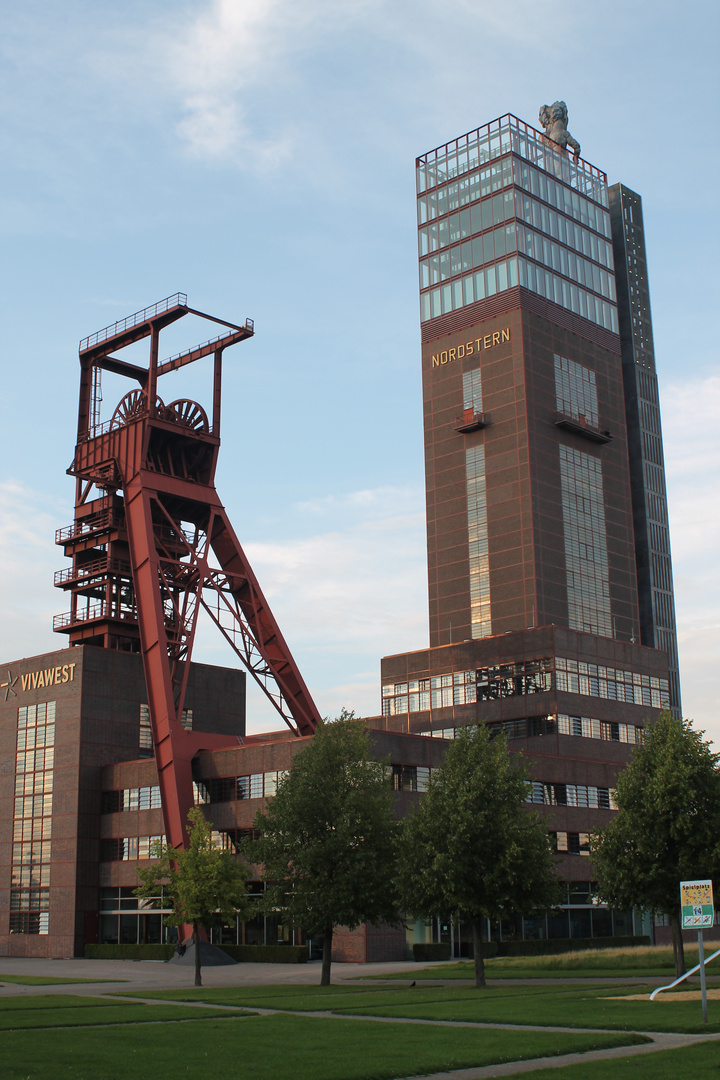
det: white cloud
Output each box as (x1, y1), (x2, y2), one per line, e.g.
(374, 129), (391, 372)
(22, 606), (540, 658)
(0, 481), (65, 662)
(160, 0), (580, 165)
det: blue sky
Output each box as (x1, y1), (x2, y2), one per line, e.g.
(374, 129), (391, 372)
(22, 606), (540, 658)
(1, 0), (718, 743)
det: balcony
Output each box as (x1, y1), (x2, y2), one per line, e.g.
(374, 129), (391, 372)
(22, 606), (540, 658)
(55, 509), (123, 545)
(455, 409), (491, 433)
(554, 412), (611, 443)
(53, 557), (131, 588)
(53, 601), (138, 632)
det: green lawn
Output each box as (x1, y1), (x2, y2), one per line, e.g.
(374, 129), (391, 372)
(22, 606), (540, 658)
(124, 982), (719, 1034)
(341, 985), (719, 1035)
(0, 1010), (646, 1080)
(515, 1038), (720, 1078)
(392, 943), (720, 981)
(0, 973), (124, 985)
(0, 994), (251, 1029)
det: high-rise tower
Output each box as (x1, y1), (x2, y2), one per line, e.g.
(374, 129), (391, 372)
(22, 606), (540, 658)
(416, 113), (639, 649)
(379, 110), (678, 883)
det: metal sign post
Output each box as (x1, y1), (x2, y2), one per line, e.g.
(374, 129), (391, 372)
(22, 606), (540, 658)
(680, 879), (715, 1024)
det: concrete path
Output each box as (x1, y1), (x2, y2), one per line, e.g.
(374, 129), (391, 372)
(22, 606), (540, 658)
(1, 957), (718, 1078)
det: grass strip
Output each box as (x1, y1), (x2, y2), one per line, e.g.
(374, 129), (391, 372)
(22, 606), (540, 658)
(118, 982), (720, 1033)
(0, 1000), (251, 1030)
(0, 1011), (647, 1080)
(0, 974), (124, 985)
(339, 985), (720, 1034)
(119, 982), (601, 1012)
(0, 994), (129, 1012)
(503, 1037), (720, 1078)
(390, 943), (718, 981)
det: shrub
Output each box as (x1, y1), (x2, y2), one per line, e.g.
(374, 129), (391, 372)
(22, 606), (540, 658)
(84, 944), (175, 960)
(218, 945), (308, 963)
(464, 940), (499, 959)
(496, 935), (650, 957)
(413, 943), (451, 962)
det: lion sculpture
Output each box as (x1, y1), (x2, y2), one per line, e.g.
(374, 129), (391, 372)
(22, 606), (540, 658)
(538, 101), (581, 158)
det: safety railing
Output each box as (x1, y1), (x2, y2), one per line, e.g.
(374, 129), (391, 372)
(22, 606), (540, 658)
(650, 945), (720, 1000)
(55, 509), (120, 544)
(53, 557), (131, 586)
(53, 601), (138, 629)
(79, 293), (188, 352)
(159, 319), (254, 369)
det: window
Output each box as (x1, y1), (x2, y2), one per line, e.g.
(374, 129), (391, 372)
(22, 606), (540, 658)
(462, 368), (483, 414)
(140, 704), (193, 754)
(466, 445), (491, 638)
(554, 355), (599, 428)
(555, 657), (668, 709)
(10, 703), (55, 935)
(559, 446), (612, 637)
(100, 836), (164, 862)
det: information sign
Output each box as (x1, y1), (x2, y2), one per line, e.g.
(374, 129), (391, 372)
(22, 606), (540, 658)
(680, 879), (715, 930)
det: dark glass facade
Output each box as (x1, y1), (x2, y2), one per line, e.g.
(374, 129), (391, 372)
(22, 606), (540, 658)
(609, 183), (681, 714)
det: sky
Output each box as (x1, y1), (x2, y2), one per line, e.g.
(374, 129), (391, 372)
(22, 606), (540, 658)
(1, 0), (718, 745)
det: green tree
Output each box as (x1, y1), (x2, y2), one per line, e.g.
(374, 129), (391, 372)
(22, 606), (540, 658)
(397, 724), (560, 988)
(135, 807), (250, 986)
(250, 711), (401, 986)
(591, 711), (720, 977)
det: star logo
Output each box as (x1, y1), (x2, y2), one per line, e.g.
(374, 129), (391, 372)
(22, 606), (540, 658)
(1, 669), (19, 701)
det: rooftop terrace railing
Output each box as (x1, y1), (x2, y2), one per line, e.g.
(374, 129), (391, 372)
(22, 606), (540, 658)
(416, 114), (607, 206)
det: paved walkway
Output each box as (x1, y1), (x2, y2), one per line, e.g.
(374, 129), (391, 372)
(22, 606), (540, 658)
(1, 957), (718, 1078)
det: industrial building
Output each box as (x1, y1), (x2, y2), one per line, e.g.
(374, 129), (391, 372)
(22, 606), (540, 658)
(0, 106), (688, 960)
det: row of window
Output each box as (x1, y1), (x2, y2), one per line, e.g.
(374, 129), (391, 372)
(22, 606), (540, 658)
(555, 657), (669, 707)
(15, 747), (54, 775)
(420, 254), (619, 335)
(417, 153), (513, 219)
(100, 828), (256, 862)
(420, 254), (519, 321)
(516, 223), (616, 301)
(418, 184), (613, 269)
(551, 832), (590, 855)
(417, 715), (643, 746)
(518, 257), (619, 333)
(102, 785), (162, 814)
(383, 658), (666, 715)
(420, 216), (614, 305)
(101, 835), (164, 862)
(513, 159), (611, 238)
(383, 659), (555, 713)
(195, 771), (288, 804)
(420, 221), (515, 287)
(528, 782), (616, 809)
(557, 714), (642, 745)
(390, 764), (430, 792)
(419, 190), (514, 252)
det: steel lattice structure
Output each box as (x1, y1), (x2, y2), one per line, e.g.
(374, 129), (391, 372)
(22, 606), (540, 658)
(55, 294), (320, 863)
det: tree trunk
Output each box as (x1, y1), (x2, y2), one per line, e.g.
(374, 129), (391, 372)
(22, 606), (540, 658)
(670, 911), (686, 978)
(471, 918), (486, 989)
(193, 922), (202, 987)
(320, 927), (333, 986)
